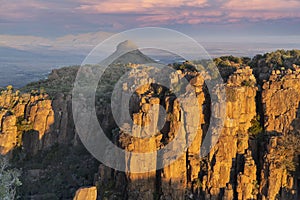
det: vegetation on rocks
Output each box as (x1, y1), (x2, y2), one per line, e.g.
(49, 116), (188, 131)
(1, 49), (300, 199)
(248, 115), (263, 136)
(0, 156), (22, 200)
(13, 144), (99, 199)
(273, 131), (300, 173)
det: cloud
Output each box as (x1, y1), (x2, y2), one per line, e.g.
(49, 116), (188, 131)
(0, 0), (300, 34)
(76, 0), (208, 14)
(0, 0), (77, 20)
(0, 31), (112, 53)
(223, 0), (300, 11)
(0, 0), (45, 20)
(227, 11), (300, 21)
(75, 0), (300, 26)
(137, 10), (224, 26)
(221, 0), (300, 22)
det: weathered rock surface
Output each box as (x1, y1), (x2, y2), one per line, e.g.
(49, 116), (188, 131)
(262, 65), (300, 134)
(0, 113), (17, 154)
(98, 65), (299, 200)
(0, 87), (76, 155)
(73, 187), (97, 200)
(1, 51), (300, 200)
(200, 67), (257, 199)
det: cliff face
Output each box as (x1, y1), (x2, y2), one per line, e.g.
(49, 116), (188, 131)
(0, 88), (99, 199)
(73, 187), (97, 200)
(203, 67), (257, 200)
(1, 53), (300, 199)
(114, 67), (206, 200)
(259, 66), (300, 200)
(262, 66), (300, 134)
(0, 88), (75, 156)
(95, 65), (300, 200)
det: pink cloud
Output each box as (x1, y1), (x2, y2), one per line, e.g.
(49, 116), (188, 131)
(1, 0), (300, 29)
(224, 0), (300, 11)
(222, 0), (300, 22)
(228, 11), (300, 21)
(76, 0), (208, 14)
(75, 0), (300, 26)
(0, 0), (72, 20)
(0, 1), (44, 19)
(137, 10), (224, 26)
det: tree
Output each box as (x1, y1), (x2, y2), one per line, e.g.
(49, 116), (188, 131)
(0, 156), (22, 200)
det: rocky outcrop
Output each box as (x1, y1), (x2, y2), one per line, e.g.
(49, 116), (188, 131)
(1, 50), (300, 199)
(258, 66), (300, 200)
(262, 65), (300, 134)
(73, 187), (97, 200)
(258, 132), (300, 200)
(200, 66), (257, 199)
(97, 66), (263, 200)
(96, 65), (299, 200)
(93, 65), (207, 200)
(0, 87), (21, 154)
(236, 150), (258, 200)
(0, 112), (17, 154)
(0, 86), (76, 155)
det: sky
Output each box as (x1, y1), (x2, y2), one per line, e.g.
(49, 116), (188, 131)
(1, 0), (300, 51)
(1, 0), (300, 87)
(1, 0), (300, 36)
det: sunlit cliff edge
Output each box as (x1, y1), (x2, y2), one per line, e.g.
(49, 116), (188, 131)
(0, 49), (300, 200)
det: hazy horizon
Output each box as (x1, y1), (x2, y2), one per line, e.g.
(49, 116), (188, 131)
(1, 0), (300, 87)
(1, 39), (299, 88)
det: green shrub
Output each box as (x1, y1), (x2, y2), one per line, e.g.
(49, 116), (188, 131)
(0, 156), (22, 200)
(248, 115), (263, 136)
(275, 132), (300, 173)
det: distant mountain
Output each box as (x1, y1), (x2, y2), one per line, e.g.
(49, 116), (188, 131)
(0, 46), (41, 58)
(106, 40), (156, 65)
(0, 31), (112, 53)
(22, 40), (157, 95)
(0, 46), (84, 88)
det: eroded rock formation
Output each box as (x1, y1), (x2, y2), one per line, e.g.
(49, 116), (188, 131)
(73, 187), (97, 200)
(95, 65), (299, 200)
(1, 52), (300, 199)
(0, 87), (76, 156)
